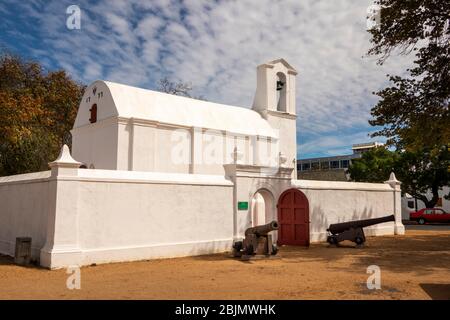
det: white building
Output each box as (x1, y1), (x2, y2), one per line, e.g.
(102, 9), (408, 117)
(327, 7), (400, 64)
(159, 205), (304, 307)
(0, 59), (404, 269)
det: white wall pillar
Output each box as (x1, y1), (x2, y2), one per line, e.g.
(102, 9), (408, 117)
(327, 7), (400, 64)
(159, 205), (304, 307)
(40, 145), (82, 269)
(385, 172), (405, 235)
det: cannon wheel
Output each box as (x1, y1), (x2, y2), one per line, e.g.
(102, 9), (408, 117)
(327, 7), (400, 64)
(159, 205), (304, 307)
(327, 235), (338, 246)
(355, 236), (365, 248)
(271, 244), (278, 255)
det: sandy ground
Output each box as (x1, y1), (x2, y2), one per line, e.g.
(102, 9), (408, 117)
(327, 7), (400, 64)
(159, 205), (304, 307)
(0, 229), (449, 300)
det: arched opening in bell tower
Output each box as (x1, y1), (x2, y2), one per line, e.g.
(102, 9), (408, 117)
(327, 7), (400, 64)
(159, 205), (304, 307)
(276, 72), (287, 112)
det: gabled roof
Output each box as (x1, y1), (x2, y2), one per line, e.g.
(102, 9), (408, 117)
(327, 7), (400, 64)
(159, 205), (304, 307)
(73, 80), (278, 138)
(268, 58), (297, 72)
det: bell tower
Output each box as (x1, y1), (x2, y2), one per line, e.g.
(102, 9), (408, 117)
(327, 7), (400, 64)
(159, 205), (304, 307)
(252, 59), (298, 178)
(252, 58), (297, 115)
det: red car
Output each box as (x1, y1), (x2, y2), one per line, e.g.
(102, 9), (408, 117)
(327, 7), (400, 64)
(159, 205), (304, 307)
(410, 208), (450, 224)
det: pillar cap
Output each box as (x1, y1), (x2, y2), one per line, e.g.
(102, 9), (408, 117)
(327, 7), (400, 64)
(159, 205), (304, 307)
(384, 172), (401, 186)
(48, 145), (82, 168)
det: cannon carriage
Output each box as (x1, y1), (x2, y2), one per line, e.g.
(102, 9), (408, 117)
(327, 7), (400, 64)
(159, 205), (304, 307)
(233, 220), (279, 259)
(327, 214), (395, 247)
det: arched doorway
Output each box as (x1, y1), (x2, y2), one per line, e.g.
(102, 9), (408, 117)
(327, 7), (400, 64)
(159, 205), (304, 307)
(277, 188), (310, 246)
(251, 189), (275, 227)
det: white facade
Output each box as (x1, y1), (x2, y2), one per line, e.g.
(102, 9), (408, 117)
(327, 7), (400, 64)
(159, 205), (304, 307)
(0, 59), (404, 269)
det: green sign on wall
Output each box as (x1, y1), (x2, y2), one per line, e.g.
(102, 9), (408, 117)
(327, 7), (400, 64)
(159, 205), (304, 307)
(238, 201), (249, 210)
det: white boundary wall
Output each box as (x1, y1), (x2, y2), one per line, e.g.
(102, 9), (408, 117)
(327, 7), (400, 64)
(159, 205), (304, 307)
(0, 171), (51, 259)
(293, 179), (404, 242)
(0, 167), (234, 269)
(0, 157), (403, 269)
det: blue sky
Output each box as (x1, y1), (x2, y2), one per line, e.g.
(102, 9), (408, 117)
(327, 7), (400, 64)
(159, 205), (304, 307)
(0, 0), (412, 159)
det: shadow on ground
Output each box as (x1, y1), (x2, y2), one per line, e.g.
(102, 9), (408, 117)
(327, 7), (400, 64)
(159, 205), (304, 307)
(420, 284), (450, 300)
(0, 254), (15, 266)
(193, 231), (450, 277)
(0, 254), (42, 269)
(279, 233), (450, 276)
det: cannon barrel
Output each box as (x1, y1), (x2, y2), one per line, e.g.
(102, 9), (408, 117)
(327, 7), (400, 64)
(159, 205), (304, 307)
(245, 220), (279, 236)
(327, 215), (395, 235)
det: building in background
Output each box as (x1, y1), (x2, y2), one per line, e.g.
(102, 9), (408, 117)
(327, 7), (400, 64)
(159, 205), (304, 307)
(297, 142), (384, 181)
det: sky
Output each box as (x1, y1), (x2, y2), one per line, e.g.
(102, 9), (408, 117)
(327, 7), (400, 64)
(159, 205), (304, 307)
(0, 0), (413, 159)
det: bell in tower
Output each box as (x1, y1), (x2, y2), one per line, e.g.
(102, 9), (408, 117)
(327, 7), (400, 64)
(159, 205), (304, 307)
(252, 58), (297, 116)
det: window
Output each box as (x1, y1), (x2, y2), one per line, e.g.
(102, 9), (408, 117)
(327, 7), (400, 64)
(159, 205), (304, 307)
(341, 160), (349, 168)
(311, 162), (320, 170)
(407, 201), (414, 209)
(424, 209), (433, 215)
(321, 162), (330, 170)
(89, 104), (97, 123)
(302, 163), (310, 171)
(434, 209), (445, 215)
(330, 160), (340, 169)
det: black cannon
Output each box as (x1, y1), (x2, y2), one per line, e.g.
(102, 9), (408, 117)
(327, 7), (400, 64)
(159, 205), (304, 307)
(327, 215), (395, 247)
(233, 220), (279, 259)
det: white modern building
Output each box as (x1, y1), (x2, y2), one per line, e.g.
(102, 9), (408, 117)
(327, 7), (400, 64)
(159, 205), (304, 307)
(0, 59), (404, 269)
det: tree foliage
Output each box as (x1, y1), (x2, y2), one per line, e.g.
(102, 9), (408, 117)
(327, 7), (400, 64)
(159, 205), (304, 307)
(349, 146), (450, 208)
(157, 77), (206, 100)
(0, 52), (85, 176)
(157, 77), (193, 97)
(347, 147), (399, 183)
(364, 0), (450, 207)
(394, 145), (449, 208)
(367, 0), (450, 152)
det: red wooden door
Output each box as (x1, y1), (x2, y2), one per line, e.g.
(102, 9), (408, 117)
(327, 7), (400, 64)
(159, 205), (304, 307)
(277, 189), (310, 246)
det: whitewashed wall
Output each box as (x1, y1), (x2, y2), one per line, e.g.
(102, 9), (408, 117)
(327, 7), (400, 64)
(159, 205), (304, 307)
(293, 179), (403, 242)
(224, 165), (402, 245)
(71, 118), (119, 169)
(75, 170), (234, 266)
(0, 165), (234, 269)
(0, 171), (51, 259)
(0, 152), (403, 269)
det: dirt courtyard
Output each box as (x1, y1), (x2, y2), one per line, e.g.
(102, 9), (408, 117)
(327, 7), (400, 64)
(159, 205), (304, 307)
(0, 229), (449, 300)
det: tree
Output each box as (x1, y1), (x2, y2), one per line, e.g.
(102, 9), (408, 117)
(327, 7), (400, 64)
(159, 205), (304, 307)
(349, 147), (450, 208)
(157, 77), (206, 100)
(394, 146), (449, 208)
(367, 0), (450, 152)
(347, 147), (398, 183)
(0, 52), (85, 176)
(157, 77), (193, 97)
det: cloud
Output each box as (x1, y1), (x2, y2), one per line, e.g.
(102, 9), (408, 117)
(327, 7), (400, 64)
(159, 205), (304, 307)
(0, 0), (414, 158)
(298, 130), (381, 158)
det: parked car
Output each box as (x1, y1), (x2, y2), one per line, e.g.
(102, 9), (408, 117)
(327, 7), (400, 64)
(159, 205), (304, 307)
(410, 208), (450, 224)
